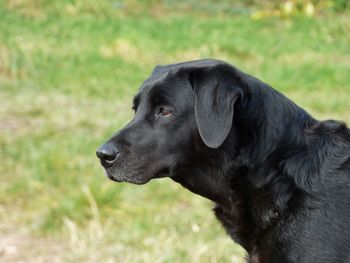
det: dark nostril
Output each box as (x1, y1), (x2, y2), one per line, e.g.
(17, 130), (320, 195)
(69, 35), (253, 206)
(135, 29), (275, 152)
(96, 145), (119, 163)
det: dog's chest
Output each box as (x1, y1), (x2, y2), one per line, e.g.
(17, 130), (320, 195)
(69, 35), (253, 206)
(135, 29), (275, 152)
(213, 192), (281, 258)
(213, 201), (252, 249)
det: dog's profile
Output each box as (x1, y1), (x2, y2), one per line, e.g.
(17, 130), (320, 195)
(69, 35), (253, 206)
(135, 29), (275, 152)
(97, 59), (350, 262)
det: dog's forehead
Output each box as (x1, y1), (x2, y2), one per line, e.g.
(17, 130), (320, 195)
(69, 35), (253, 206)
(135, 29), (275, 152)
(154, 59), (226, 73)
(137, 59), (226, 95)
(137, 77), (190, 105)
(133, 59), (230, 109)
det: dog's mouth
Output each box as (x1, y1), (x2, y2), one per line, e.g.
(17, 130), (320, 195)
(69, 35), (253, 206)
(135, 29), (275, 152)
(103, 164), (170, 185)
(103, 165), (155, 185)
(104, 169), (122, 182)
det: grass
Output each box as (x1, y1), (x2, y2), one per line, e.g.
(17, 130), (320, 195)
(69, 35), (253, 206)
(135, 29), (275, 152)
(0, 1), (349, 262)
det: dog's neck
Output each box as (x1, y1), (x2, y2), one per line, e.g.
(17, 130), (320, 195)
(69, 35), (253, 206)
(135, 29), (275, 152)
(171, 80), (314, 253)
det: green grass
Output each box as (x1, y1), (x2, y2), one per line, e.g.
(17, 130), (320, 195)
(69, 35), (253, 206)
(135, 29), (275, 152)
(0, 1), (349, 262)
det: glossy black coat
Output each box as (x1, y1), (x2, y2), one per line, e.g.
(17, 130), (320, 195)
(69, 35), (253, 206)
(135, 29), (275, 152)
(97, 59), (350, 263)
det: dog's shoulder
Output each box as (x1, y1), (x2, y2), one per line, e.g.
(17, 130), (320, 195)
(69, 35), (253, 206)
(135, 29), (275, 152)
(280, 119), (350, 184)
(306, 119), (350, 140)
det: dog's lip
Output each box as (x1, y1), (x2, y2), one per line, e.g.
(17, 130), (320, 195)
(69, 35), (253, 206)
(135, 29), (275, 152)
(100, 159), (114, 169)
(104, 169), (122, 182)
(102, 165), (170, 184)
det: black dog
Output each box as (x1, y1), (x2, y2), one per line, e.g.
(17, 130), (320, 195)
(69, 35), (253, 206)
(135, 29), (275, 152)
(96, 59), (350, 262)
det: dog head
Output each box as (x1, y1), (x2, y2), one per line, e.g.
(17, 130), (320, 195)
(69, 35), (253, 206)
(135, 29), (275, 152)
(96, 59), (243, 184)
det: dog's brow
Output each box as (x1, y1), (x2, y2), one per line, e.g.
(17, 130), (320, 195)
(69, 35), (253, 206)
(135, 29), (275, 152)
(154, 93), (172, 106)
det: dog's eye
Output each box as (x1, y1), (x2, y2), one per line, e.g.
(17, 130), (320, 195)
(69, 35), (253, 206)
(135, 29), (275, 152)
(157, 107), (172, 117)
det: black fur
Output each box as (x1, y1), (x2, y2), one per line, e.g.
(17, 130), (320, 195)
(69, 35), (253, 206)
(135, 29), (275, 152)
(97, 59), (350, 262)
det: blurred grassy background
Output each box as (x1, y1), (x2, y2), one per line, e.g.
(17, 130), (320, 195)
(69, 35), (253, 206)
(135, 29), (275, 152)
(0, 0), (349, 262)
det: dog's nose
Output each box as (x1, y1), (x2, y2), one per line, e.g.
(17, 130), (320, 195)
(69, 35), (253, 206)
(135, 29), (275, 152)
(96, 144), (119, 165)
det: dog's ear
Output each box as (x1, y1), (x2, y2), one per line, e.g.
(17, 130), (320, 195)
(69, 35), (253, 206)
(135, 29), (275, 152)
(189, 66), (243, 149)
